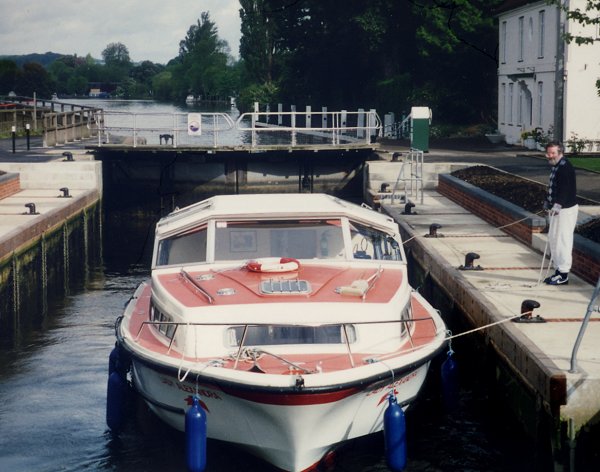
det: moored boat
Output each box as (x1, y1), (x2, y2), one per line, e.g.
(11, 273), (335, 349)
(111, 193), (447, 471)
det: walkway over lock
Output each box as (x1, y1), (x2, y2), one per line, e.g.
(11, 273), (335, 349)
(90, 109), (380, 151)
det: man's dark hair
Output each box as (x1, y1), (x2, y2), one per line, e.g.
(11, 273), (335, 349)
(545, 141), (564, 154)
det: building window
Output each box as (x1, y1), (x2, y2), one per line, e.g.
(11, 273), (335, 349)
(508, 83), (514, 124)
(518, 16), (524, 61)
(501, 83), (506, 124)
(537, 82), (543, 127)
(517, 87), (523, 126)
(538, 10), (545, 58)
(501, 21), (507, 63)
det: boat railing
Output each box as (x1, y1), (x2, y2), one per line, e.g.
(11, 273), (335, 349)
(134, 316), (441, 370)
(569, 275), (600, 373)
(93, 109), (381, 149)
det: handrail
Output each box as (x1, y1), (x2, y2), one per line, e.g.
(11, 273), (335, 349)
(569, 275), (600, 373)
(237, 110), (381, 147)
(93, 109), (381, 149)
(383, 113), (411, 139)
(95, 111), (236, 148)
(134, 315), (440, 370)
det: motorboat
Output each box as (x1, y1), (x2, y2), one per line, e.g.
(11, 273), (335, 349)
(185, 94), (196, 105)
(112, 193), (447, 471)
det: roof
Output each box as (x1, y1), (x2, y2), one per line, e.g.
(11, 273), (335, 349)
(495, 0), (542, 15)
(156, 193), (398, 237)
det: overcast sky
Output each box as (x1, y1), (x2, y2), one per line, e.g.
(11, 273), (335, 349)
(0, 0), (241, 64)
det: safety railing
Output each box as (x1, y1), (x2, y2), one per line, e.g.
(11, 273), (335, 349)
(569, 275), (600, 373)
(382, 113), (411, 139)
(133, 315), (441, 371)
(95, 111), (237, 148)
(93, 109), (381, 149)
(239, 110), (380, 147)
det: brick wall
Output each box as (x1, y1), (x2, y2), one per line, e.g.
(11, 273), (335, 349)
(438, 173), (600, 285)
(0, 172), (20, 200)
(438, 174), (546, 245)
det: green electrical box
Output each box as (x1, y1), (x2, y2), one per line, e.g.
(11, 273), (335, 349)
(411, 107), (431, 152)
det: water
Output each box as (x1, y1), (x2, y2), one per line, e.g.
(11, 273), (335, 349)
(0, 269), (533, 471)
(0, 100), (536, 472)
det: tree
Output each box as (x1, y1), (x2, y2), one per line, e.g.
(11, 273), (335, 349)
(0, 59), (18, 94)
(14, 62), (54, 97)
(102, 42), (132, 67)
(176, 12), (233, 100)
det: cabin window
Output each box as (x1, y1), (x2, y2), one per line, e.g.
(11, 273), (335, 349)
(157, 224), (208, 266)
(400, 301), (412, 337)
(214, 219), (345, 261)
(150, 302), (176, 339)
(349, 221), (402, 261)
(227, 325), (357, 347)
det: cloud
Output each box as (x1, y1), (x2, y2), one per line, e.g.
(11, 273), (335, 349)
(0, 0), (241, 64)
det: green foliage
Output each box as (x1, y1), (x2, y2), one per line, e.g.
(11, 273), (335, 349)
(566, 132), (590, 155)
(238, 0), (501, 125)
(0, 59), (18, 94)
(3, 12), (238, 102)
(15, 62), (54, 97)
(237, 82), (280, 113)
(569, 157), (600, 172)
(546, 0), (600, 45)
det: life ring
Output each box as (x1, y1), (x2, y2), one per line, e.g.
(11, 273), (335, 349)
(246, 257), (300, 273)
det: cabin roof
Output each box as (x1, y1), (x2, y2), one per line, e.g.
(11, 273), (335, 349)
(156, 193), (397, 236)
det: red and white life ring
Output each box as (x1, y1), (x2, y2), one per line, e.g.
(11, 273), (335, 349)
(246, 257), (300, 273)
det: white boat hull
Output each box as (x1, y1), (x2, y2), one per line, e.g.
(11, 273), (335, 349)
(129, 358), (430, 472)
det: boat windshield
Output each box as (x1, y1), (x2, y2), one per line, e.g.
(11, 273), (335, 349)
(156, 217), (402, 266)
(215, 219), (345, 261)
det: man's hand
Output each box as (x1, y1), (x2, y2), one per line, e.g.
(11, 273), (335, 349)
(549, 203), (562, 216)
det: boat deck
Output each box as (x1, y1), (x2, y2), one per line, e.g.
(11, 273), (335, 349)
(124, 278), (442, 374)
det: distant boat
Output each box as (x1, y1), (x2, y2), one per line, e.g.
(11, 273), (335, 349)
(51, 93), (58, 101)
(185, 94), (196, 105)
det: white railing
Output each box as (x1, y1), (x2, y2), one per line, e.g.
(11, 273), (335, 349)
(95, 111), (237, 148)
(94, 109), (381, 149)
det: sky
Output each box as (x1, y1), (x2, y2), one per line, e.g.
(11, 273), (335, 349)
(0, 0), (242, 64)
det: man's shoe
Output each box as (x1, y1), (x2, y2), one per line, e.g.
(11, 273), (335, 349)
(544, 271), (569, 285)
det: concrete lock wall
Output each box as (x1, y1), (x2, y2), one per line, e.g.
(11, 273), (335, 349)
(0, 201), (102, 344)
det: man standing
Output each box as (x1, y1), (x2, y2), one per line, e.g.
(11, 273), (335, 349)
(544, 141), (578, 285)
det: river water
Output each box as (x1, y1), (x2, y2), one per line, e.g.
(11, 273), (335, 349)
(0, 100), (535, 472)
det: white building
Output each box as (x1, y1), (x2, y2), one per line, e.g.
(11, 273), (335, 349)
(496, 0), (600, 150)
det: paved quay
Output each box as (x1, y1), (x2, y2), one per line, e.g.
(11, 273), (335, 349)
(370, 138), (600, 468)
(0, 138), (102, 260)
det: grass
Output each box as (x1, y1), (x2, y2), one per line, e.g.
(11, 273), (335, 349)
(569, 157), (600, 173)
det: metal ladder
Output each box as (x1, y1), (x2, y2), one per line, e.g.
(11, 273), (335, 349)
(388, 148), (424, 205)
